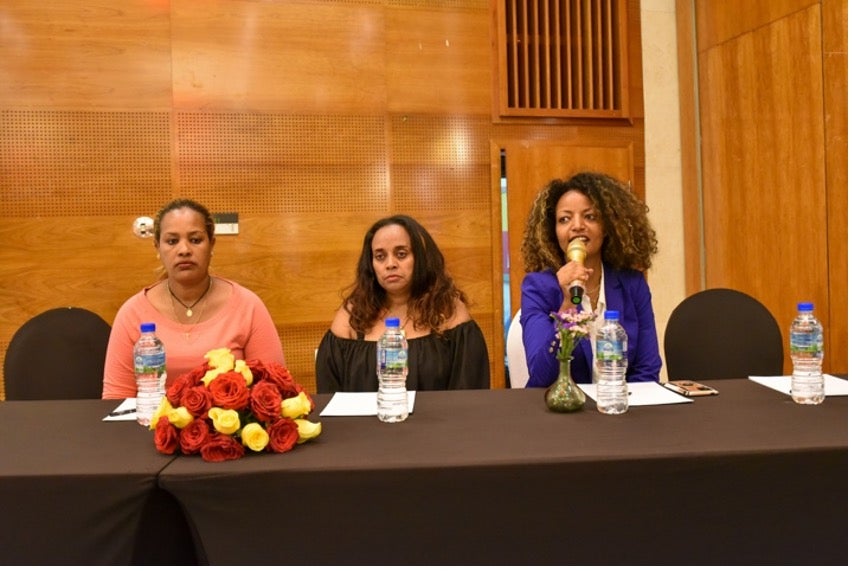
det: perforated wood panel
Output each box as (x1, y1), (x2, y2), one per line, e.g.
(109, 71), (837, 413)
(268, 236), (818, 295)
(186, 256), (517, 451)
(0, 111), (172, 217)
(389, 115), (492, 212)
(280, 322), (330, 396)
(176, 113), (388, 213)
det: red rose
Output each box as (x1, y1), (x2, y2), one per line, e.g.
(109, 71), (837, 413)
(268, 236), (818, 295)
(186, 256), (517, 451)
(154, 416), (179, 454)
(208, 371), (251, 410)
(166, 363), (208, 405)
(250, 381), (283, 422)
(180, 384), (213, 418)
(248, 360), (304, 399)
(179, 418), (211, 455)
(267, 417), (299, 453)
(245, 360), (270, 383)
(200, 433), (246, 462)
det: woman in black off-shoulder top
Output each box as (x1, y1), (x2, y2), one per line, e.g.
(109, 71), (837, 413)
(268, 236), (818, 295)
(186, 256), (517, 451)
(315, 215), (490, 393)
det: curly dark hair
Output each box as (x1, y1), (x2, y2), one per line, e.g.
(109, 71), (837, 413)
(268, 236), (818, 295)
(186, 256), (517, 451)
(343, 215), (469, 335)
(153, 198), (216, 245)
(521, 172), (658, 272)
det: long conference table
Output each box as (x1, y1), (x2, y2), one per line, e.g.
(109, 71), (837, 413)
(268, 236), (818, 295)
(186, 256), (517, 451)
(0, 399), (197, 565)
(0, 378), (847, 565)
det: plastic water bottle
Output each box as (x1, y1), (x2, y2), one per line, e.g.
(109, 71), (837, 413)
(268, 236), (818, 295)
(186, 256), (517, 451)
(790, 301), (824, 405)
(595, 309), (628, 415)
(376, 317), (409, 423)
(134, 322), (166, 426)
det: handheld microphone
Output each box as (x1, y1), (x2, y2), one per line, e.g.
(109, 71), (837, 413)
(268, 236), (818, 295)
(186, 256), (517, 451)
(565, 238), (587, 305)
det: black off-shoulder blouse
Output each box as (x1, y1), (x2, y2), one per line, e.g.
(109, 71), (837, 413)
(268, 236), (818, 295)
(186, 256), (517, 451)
(315, 320), (491, 393)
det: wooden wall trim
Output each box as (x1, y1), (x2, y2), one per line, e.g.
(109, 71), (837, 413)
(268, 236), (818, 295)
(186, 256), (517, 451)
(675, 0), (703, 295)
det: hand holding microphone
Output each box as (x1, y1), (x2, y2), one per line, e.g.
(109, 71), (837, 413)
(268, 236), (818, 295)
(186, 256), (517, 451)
(565, 238), (587, 305)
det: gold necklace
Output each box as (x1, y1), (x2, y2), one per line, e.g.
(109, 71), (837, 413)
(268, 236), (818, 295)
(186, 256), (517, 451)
(168, 277), (212, 317)
(167, 280), (212, 340)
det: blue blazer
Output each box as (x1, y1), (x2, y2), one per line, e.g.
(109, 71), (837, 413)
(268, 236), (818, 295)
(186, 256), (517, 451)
(520, 266), (662, 387)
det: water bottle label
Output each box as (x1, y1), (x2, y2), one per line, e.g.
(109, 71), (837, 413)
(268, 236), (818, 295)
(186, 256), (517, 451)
(379, 348), (407, 372)
(135, 352), (166, 374)
(596, 339), (624, 360)
(790, 331), (823, 357)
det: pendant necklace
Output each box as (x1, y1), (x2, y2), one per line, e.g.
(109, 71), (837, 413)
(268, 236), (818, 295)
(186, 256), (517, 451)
(168, 277), (212, 317)
(167, 283), (211, 341)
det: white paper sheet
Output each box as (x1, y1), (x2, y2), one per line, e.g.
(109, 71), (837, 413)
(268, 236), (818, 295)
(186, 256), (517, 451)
(748, 374), (849, 396)
(578, 381), (693, 406)
(103, 397), (138, 421)
(320, 391), (417, 417)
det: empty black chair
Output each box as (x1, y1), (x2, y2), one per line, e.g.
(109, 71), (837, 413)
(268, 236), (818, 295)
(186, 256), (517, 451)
(4, 307), (111, 400)
(664, 288), (784, 381)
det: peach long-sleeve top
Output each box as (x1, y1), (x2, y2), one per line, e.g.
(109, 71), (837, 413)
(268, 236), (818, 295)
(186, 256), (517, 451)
(102, 278), (285, 399)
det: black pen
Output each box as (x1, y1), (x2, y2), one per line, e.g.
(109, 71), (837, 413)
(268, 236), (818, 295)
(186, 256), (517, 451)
(108, 408), (136, 417)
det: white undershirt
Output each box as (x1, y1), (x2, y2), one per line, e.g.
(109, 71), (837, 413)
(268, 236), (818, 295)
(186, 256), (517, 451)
(580, 270), (607, 383)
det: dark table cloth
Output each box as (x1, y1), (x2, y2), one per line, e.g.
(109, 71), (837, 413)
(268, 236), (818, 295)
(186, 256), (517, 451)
(0, 399), (198, 565)
(159, 378), (847, 565)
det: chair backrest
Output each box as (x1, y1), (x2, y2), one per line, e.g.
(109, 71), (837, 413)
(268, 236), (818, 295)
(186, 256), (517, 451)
(4, 307), (112, 400)
(506, 310), (529, 388)
(664, 288), (784, 381)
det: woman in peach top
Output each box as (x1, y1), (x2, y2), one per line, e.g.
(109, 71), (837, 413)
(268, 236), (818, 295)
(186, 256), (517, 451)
(102, 198), (284, 399)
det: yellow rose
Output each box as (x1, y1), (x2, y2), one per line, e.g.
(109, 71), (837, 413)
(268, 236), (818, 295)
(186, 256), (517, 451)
(208, 407), (241, 435)
(294, 418), (322, 443)
(240, 423), (269, 452)
(167, 406), (194, 429)
(205, 347), (236, 372)
(148, 396), (173, 431)
(201, 367), (224, 386)
(234, 359), (253, 386)
(281, 392), (312, 419)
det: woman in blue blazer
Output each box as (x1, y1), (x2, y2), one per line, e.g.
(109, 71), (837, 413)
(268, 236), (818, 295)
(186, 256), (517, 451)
(520, 172), (662, 387)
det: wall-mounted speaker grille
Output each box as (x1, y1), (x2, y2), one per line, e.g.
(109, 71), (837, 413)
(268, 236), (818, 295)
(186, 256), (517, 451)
(497, 0), (629, 118)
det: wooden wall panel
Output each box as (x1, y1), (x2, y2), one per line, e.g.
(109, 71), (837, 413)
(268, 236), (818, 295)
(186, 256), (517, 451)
(386, 5), (492, 113)
(171, 0), (388, 113)
(0, 2), (172, 110)
(694, 0), (845, 374)
(695, 0), (815, 52)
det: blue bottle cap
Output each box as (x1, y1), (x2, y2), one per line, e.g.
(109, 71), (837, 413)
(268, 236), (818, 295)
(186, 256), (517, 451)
(797, 302), (814, 312)
(604, 310), (620, 320)
(140, 322), (156, 333)
(385, 317), (400, 327)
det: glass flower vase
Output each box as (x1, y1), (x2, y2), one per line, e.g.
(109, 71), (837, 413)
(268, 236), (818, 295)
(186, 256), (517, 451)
(545, 357), (586, 412)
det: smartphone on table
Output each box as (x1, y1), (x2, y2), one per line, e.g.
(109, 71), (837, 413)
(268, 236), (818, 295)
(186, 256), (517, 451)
(661, 379), (719, 396)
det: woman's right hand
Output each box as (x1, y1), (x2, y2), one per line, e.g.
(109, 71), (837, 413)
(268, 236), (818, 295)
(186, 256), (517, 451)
(556, 261), (591, 310)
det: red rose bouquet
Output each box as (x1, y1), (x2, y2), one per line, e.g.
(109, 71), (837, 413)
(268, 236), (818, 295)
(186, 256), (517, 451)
(150, 348), (322, 462)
